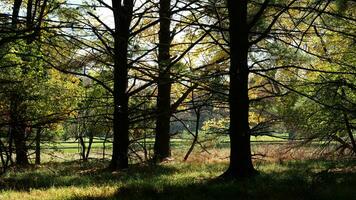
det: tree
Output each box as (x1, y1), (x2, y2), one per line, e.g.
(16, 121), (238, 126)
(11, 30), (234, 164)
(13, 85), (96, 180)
(250, 0), (356, 155)
(110, 0), (134, 170)
(222, 0), (257, 178)
(0, 0), (49, 166)
(0, 0), (82, 168)
(154, 0), (173, 162)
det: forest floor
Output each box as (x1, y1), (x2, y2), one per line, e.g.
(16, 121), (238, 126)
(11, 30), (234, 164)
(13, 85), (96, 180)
(0, 146), (355, 200)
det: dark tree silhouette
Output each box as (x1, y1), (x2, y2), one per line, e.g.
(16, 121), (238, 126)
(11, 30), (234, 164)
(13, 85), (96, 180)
(154, 0), (173, 162)
(110, 0), (133, 170)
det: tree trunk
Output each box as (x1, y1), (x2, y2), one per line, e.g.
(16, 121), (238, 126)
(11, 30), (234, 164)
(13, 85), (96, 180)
(10, 95), (29, 166)
(110, 0), (133, 170)
(154, 0), (172, 162)
(10, 0), (34, 168)
(344, 114), (356, 154)
(35, 128), (41, 165)
(103, 130), (109, 159)
(26, 0), (33, 29)
(341, 89), (356, 154)
(0, 139), (6, 173)
(223, 0), (257, 178)
(85, 134), (93, 160)
(11, 0), (23, 28)
(184, 107), (201, 161)
(7, 125), (14, 166)
(13, 124), (29, 166)
(78, 135), (86, 161)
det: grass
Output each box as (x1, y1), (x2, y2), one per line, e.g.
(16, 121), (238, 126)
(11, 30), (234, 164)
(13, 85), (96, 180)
(28, 135), (294, 165)
(32, 136), (288, 162)
(1, 146), (355, 200)
(41, 135), (287, 152)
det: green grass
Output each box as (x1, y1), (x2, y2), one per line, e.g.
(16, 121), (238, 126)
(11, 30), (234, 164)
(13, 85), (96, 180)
(26, 134), (294, 163)
(1, 155), (355, 200)
(42, 135), (288, 152)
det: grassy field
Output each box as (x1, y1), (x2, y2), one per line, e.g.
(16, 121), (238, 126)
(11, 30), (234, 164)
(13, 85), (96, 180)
(41, 135), (288, 150)
(32, 135), (290, 161)
(1, 145), (355, 200)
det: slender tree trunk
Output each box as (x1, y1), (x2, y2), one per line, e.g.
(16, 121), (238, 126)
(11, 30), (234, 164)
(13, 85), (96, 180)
(223, 0), (257, 178)
(154, 0), (172, 162)
(110, 0), (133, 170)
(103, 131), (109, 159)
(78, 135), (86, 161)
(85, 134), (93, 160)
(341, 89), (356, 154)
(0, 139), (6, 173)
(35, 128), (41, 165)
(344, 115), (356, 154)
(184, 107), (201, 161)
(7, 125), (14, 166)
(143, 131), (148, 161)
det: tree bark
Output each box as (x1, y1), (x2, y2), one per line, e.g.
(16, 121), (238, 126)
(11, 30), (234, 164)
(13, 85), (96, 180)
(11, 0), (23, 28)
(0, 139), (6, 173)
(222, 0), (257, 178)
(10, 95), (29, 166)
(78, 135), (86, 161)
(110, 0), (133, 170)
(7, 125), (14, 166)
(154, 0), (172, 162)
(13, 123), (29, 166)
(35, 128), (41, 165)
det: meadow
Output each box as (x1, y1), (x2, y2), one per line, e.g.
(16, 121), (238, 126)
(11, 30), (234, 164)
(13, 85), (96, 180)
(1, 142), (355, 200)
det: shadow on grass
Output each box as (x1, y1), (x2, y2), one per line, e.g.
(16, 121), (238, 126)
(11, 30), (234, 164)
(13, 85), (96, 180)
(0, 160), (177, 191)
(71, 159), (356, 200)
(1, 158), (355, 200)
(68, 170), (356, 200)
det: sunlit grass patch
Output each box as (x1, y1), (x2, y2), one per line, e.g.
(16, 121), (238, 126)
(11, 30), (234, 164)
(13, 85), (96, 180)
(0, 186), (118, 200)
(1, 151), (355, 200)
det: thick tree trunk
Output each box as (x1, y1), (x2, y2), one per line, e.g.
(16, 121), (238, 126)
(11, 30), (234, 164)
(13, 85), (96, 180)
(26, 0), (33, 29)
(10, 0), (33, 168)
(154, 0), (172, 162)
(10, 95), (29, 166)
(11, 0), (22, 28)
(110, 0), (133, 170)
(13, 124), (29, 166)
(223, 0), (257, 178)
